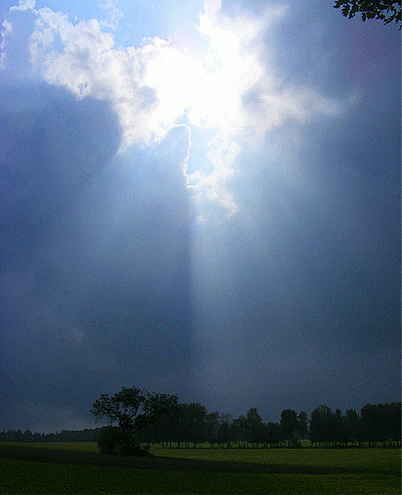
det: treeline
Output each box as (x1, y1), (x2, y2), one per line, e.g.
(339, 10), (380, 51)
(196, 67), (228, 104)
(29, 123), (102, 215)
(136, 402), (401, 449)
(1, 402), (399, 448)
(0, 428), (102, 443)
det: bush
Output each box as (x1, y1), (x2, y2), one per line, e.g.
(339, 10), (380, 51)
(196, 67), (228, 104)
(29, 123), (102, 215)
(97, 426), (151, 456)
(98, 426), (123, 455)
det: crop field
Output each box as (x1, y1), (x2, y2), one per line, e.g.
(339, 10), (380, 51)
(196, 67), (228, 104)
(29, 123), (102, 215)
(1, 442), (400, 494)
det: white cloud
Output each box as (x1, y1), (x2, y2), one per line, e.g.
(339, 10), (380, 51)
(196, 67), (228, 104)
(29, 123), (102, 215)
(100, 0), (124, 30)
(10, 0), (36, 12)
(0, 20), (12, 69)
(25, 0), (340, 218)
(29, 10), (161, 145)
(186, 132), (241, 216)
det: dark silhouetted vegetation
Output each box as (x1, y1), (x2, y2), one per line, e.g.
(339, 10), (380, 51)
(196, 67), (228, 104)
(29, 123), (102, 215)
(334, 0), (401, 27)
(0, 427), (102, 443)
(90, 386), (177, 456)
(1, 395), (400, 450)
(97, 426), (151, 456)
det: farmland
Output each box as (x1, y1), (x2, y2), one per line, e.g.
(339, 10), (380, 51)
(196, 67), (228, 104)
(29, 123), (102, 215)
(1, 442), (400, 494)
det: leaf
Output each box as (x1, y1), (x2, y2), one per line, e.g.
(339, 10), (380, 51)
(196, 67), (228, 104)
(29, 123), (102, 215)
(342, 5), (350, 16)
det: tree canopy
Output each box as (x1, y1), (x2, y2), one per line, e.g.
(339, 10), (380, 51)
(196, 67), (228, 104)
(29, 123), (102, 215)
(90, 386), (178, 438)
(333, 0), (401, 27)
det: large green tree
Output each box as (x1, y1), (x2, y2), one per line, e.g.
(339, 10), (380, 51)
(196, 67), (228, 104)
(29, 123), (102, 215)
(309, 405), (334, 446)
(387, 402), (401, 447)
(360, 403), (400, 446)
(344, 408), (363, 446)
(216, 413), (233, 448)
(263, 422), (280, 447)
(91, 386), (178, 453)
(245, 408), (264, 447)
(232, 414), (248, 447)
(334, 0), (401, 27)
(297, 411), (309, 439)
(280, 409), (299, 447)
(175, 402), (208, 447)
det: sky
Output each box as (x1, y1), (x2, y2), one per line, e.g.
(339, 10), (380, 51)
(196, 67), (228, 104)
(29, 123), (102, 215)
(0, 0), (400, 433)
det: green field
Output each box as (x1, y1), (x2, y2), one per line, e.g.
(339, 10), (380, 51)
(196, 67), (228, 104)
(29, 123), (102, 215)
(153, 446), (401, 472)
(1, 442), (400, 494)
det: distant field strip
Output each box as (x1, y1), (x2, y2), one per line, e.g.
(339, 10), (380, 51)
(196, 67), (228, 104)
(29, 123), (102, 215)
(152, 447), (401, 475)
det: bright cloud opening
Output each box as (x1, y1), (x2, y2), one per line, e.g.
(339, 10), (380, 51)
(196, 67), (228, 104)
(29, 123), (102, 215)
(17, 0), (341, 217)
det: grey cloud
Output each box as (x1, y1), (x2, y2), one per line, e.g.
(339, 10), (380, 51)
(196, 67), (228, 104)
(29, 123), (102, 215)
(1, 86), (195, 431)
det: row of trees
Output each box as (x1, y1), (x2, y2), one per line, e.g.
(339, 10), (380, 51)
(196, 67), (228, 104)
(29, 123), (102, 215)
(90, 388), (401, 451)
(309, 403), (401, 447)
(0, 428), (102, 443)
(135, 402), (400, 449)
(132, 406), (306, 449)
(1, 387), (399, 451)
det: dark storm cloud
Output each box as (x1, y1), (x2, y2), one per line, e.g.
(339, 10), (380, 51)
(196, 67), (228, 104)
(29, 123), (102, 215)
(235, 0), (399, 350)
(0, 86), (194, 431)
(0, 84), (121, 264)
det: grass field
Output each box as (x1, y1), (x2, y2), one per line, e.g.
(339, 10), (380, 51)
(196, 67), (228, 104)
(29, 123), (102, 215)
(1, 442), (400, 494)
(153, 446), (401, 474)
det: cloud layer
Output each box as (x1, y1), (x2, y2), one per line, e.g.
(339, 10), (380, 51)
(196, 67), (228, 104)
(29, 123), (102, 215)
(9, 0), (341, 217)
